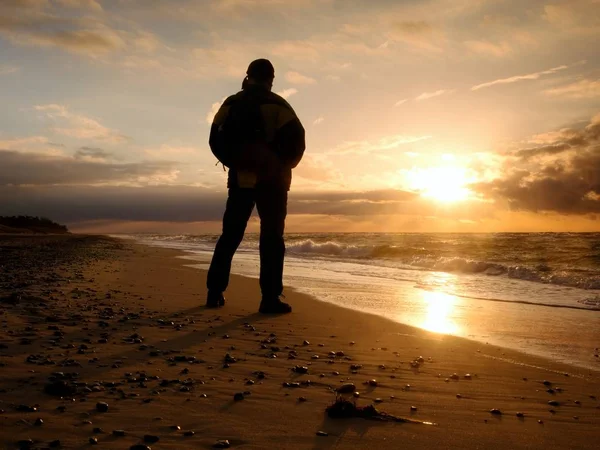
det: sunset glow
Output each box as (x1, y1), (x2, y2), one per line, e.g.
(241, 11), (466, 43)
(0, 0), (598, 232)
(406, 166), (473, 203)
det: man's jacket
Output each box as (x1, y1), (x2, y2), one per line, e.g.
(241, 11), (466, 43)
(209, 84), (305, 191)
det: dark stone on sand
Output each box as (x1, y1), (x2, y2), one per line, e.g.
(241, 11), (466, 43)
(213, 440), (231, 448)
(367, 379), (378, 387)
(96, 402), (109, 413)
(516, 412), (525, 418)
(337, 383), (356, 394)
(234, 392), (245, 401)
(16, 404), (37, 412)
(45, 380), (76, 397)
(93, 427), (104, 434)
(316, 431), (328, 437)
(89, 437), (98, 445)
(490, 409), (502, 415)
(548, 400), (560, 406)
(130, 445), (151, 450)
(292, 365), (309, 374)
(49, 440), (61, 448)
(112, 429), (126, 436)
(543, 380), (552, 386)
(374, 398), (383, 403)
(170, 425), (181, 430)
(410, 405), (417, 411)
(17, 439), (34, 449)
(34, 418), (43, 426)
(184, 431), (195, 436)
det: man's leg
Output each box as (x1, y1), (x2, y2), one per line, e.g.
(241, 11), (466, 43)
(255, 185), (289, 312)
(206, 188), (255, 302)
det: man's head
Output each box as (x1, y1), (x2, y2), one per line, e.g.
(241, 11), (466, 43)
(246, 59), (275, 90)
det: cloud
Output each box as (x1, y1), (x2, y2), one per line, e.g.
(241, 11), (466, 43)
(313, 116), (324, 125)
(543, 78), (600, 99)
(34, 104), (130, 143)
(205, 97), (226, 125)
(277, 88), (298, 99)
(0, 184), (421, 224)
(415, 89), (454, 101)
(328, 134), (431, 155)
(464, 40), (511, 57)
(285, 71), (316, 85)
(471, 64), (570, 91)
(55, 0), (102, 11)
(394, 98), (408, 107)
(0, 64), (19, 75)
(475, 112), (600, 215)
(0, 10), (126, 55)
(74, 146), (114, 162)
(0, 149), (178, 186)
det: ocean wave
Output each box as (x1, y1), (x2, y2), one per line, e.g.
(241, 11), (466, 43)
(285, 239), (600, 290)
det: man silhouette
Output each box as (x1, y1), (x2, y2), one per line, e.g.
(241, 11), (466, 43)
(206, 59), (305, 313)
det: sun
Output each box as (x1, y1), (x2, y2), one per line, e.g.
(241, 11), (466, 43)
(405, 166), (472, 203)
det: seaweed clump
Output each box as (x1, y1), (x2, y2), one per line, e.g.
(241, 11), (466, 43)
(326, 399), (434, 425)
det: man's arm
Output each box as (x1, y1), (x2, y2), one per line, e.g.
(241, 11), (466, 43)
(273, 100), (306, 169)
(208, 97), (235, 167)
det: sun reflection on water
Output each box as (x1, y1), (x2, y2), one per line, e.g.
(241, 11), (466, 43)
(420, 290), (460, 334)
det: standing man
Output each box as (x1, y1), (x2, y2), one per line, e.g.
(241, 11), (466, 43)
(206, 59), (305, 313)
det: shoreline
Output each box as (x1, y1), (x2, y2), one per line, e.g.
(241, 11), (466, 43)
(169, 247), (600, 373)
(1, 235), (599, 449)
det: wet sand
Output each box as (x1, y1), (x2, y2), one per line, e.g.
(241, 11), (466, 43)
(1, 235), (599, 449)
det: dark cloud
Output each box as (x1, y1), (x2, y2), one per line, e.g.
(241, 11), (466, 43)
(393, 21), (433, 35)
(476, 113), (600, 215)
(0, 4), (122, 53)
(0, 150), (176, 186)
(74, 146), (113, 160)
(0, 184), (437, 224)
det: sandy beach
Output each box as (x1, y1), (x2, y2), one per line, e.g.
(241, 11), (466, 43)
(1, 235), (599, 450)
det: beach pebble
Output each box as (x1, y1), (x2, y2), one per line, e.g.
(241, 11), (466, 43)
(450, 373), (460, 381)
(213, 440), (231, 448)
(316, 431), (328, 437)
(337, 383), (356, 394)
(292, 365), (309, 374)
(538, 420), (544, 424)
(548, 400), (560, 406)
(112, 429), (126, 436)
(144, 435), (159, 443)
(184, 431), (195, 437)
(17, 439), (34, 449)
(34, 418), (43, 426)
(298, 396), (307, 402)
(516, 412), (525, 418)
(490, 409), (502, 415)
(170, 425), (181, 430)
(234, 392), (245, 401)
(367, 379), (378, 387)
(89, 437), (98, 445)
(410, 406), (418, 411)
(374, 398), (383, 403)
(130, 446), (151, 450)
(93, 428), (104, 434)
(96, 402), (109, 413)
(543, 380), (552, 386)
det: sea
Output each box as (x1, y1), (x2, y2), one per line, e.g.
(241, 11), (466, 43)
(117, 233), (600, 371)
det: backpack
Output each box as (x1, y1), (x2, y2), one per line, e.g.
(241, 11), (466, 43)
(219, 93), (269, 171)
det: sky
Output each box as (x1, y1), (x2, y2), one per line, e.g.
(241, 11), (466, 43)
(1, 0), (599, 233)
